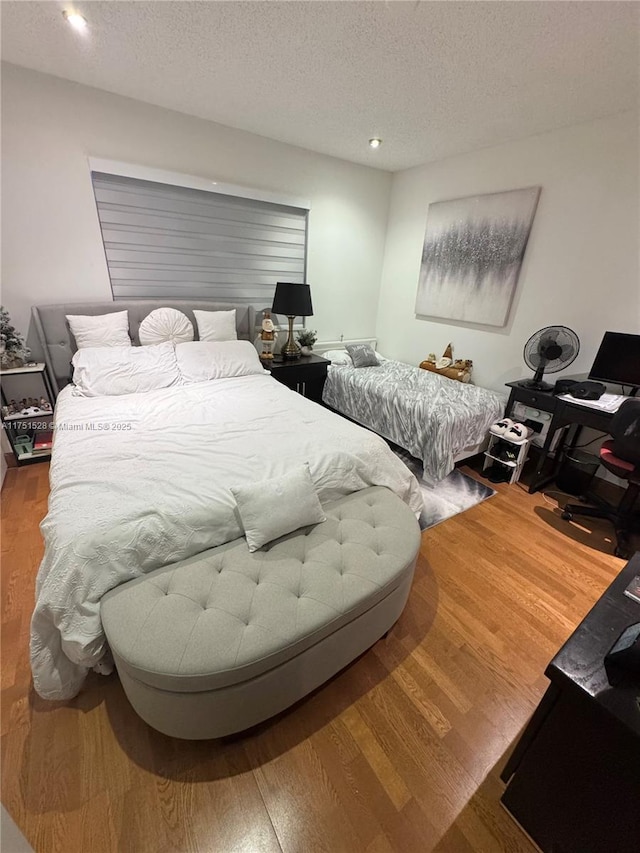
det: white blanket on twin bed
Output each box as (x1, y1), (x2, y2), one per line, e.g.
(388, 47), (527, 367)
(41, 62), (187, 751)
(31, 374), (423, 700)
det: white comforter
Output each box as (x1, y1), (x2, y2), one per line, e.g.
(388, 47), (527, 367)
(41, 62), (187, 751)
(31, 374), (423, 700)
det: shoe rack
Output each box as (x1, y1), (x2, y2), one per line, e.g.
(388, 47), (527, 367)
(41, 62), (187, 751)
(483, 433), (531, 485)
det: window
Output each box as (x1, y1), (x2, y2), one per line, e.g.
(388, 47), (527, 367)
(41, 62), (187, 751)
(90, 171), (308, 311)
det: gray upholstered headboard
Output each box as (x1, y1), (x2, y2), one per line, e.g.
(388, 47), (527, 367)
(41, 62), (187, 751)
(32, 300), (256, 395)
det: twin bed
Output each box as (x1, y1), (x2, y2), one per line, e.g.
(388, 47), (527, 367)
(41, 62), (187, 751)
(30, 300), (502, 703)
(322, 355), (503, 485)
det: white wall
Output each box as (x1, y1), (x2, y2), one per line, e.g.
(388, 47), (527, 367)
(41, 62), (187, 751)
(3, 65), (638, 396)
(1, 64), (391, 342)
(376, 112), (639, 392)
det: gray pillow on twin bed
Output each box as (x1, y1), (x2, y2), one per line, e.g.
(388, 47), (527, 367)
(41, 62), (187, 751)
(346, 344), (380, 368)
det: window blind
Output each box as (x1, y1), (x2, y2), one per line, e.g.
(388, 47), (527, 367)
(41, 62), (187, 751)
(90, 172), (308, 307)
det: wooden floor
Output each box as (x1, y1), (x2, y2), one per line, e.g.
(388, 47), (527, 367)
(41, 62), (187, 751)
(1, 462), (625, 853)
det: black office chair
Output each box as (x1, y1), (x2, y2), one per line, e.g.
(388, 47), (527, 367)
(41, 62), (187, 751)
(562, 399), (640, 558)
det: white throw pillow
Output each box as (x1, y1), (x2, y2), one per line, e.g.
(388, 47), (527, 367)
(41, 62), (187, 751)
(231, 464), (326, 552)
(323, 348), (385, 366)
(176, 341), (267, 384)
(67, 311), (131, 349)
(138, 307), (194, 346)
(72, 342), (182, 396)
(323, 349), (353, 366)
(193, 309), (237, 342)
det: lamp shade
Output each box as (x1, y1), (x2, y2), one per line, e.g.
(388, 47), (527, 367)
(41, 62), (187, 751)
(272, 282), (313, 317)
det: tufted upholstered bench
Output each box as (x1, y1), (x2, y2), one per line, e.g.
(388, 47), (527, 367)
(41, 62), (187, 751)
(101, 486), (421, 739)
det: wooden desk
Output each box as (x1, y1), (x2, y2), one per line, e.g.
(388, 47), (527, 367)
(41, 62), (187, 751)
(505, 381), (616, 493)
(501, 553), (640, 853)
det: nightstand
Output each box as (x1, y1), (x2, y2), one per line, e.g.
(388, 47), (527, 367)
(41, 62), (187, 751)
(267, 354), (331, 404)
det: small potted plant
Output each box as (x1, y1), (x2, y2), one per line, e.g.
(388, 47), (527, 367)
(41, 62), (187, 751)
(297, 328), (317, 356)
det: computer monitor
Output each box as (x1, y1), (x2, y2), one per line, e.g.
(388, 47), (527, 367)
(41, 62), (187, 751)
(588, 331), (640, 392)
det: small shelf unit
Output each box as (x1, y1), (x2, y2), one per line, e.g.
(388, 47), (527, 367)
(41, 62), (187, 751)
(1, 362), (55, 467)
(482, 432), (531, 485)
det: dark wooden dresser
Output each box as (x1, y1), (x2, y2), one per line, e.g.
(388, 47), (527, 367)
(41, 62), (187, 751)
(501, 553), (640, 852)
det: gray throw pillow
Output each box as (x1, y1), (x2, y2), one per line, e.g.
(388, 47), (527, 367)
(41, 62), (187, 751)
(346, 344), (380, 368)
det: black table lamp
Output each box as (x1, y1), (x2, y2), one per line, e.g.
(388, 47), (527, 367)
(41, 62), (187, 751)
(272, 282), (313, 360)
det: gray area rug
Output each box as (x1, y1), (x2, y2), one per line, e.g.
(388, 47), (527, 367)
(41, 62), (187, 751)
(1, 806), (33, 852)
(392, 447), (496, 530)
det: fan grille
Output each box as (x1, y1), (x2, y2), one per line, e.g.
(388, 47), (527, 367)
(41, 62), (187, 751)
(524, 326), (580, 375)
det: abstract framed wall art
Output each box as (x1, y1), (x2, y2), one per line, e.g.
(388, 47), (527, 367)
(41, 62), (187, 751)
(415, 186), (541, 327)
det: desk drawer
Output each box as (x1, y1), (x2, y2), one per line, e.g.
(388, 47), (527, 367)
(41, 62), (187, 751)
(513, 388), (558, 412)
(564, 403), (613, 433)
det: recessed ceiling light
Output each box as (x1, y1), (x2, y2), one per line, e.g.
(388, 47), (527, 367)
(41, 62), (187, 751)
(368, 138), (382, 149)
(63, 10), (88, 31)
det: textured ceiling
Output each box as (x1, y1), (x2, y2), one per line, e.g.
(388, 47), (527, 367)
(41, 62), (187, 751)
(1, 1), (638, 171)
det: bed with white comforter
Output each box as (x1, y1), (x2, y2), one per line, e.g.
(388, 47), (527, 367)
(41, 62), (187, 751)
(31, 371), (423, 700)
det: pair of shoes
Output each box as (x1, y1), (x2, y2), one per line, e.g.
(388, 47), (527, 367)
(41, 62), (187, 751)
(489, 418), (514, 437)
(505, 422), (532, 443)
(490, 417), (532, 444)
(487, 463), (511, 484)
(496, 444), (518, 464)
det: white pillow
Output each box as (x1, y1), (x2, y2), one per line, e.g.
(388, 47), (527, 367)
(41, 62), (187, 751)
(231, 464), (326, 552)
(323, 348), (386, 366)
(67, 311), (131, 349)
(194, 309), (237, 342)
(72, 342), (182, 396)
(176, 341), (267, 384)
(138, 307), (194, 346)
(324, 349), (353, 366)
